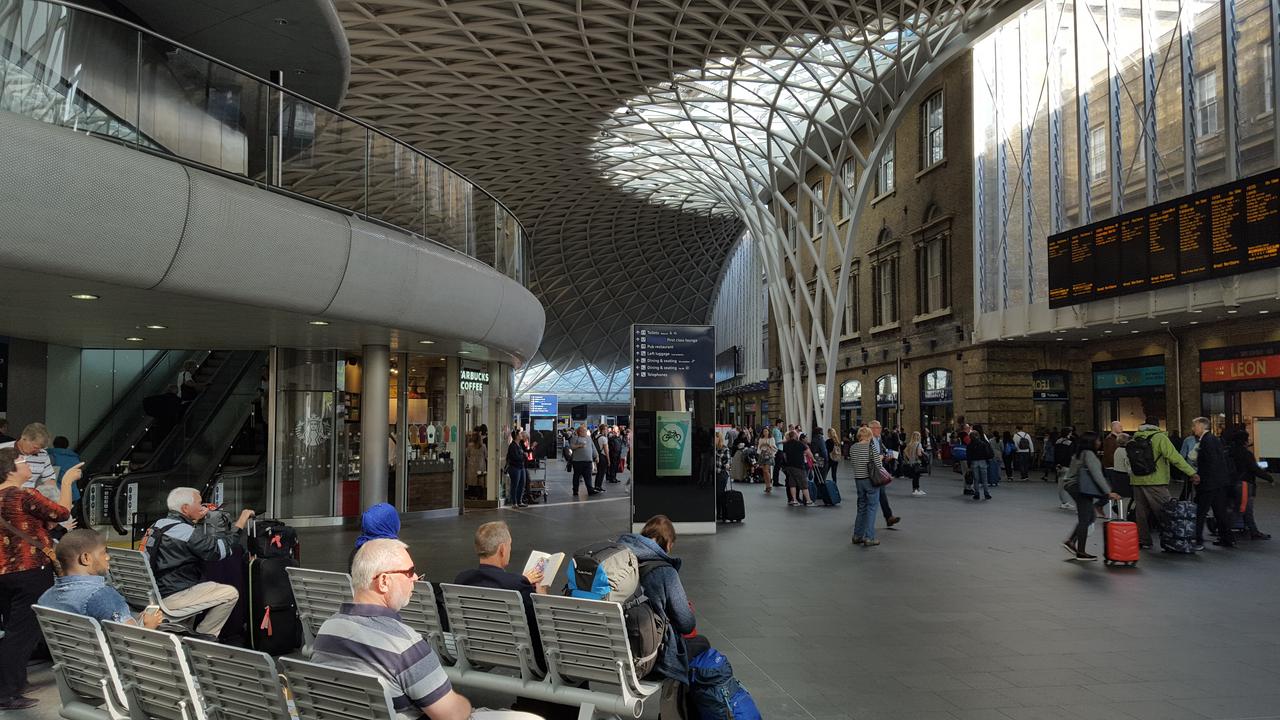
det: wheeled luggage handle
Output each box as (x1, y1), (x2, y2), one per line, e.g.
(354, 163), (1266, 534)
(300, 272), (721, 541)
(1105, 498), (1126, 521)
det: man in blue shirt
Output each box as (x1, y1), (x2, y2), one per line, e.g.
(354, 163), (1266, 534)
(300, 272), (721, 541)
(38, 529), (163, 628)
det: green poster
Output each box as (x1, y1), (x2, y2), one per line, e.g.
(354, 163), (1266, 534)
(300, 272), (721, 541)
(655, 411), (692, 477)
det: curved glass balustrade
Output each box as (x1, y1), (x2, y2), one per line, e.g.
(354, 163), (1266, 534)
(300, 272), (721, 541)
(0, 0), (528, 282)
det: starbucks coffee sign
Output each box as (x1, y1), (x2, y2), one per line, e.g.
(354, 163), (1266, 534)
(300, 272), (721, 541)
(460, 368), (490, 392)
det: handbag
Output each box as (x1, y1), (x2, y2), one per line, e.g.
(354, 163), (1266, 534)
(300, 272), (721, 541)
(0, 499), (62, 574)
(868, 455), (893, 487)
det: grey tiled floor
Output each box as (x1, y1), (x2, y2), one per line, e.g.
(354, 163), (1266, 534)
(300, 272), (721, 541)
(14, 466), (1280, 720)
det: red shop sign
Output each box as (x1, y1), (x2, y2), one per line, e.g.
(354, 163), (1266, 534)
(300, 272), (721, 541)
(1200, 355), (1280, 382)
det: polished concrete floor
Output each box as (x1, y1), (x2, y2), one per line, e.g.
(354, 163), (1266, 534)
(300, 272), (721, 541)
(15, 465), (1280, 720)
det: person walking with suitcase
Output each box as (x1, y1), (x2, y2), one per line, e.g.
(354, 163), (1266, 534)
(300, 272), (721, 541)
(1129, 416), (1198, 550)
(1189, 418), (1237, 549)
(1061, 432), (1120, 561)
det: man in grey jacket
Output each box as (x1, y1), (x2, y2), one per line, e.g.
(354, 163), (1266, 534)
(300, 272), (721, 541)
(568, 425), (599, 497)
(143, 487), (254, 636)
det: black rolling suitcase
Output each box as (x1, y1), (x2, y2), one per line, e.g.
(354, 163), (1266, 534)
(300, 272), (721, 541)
(247, 519), (302, 655)
(720, 489), (746, 522)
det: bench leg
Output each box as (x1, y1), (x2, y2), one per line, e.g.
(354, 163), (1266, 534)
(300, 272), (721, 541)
(576, 702), (596, 720)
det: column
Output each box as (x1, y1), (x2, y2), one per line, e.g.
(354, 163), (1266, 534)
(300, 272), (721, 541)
(361, 344), (390, 510)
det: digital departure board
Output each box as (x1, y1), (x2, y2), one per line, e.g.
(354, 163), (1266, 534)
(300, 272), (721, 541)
(1048, 165), (1280, 308)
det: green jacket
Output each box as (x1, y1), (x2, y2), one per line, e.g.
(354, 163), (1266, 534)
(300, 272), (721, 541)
(1129, 425), (1195, 486)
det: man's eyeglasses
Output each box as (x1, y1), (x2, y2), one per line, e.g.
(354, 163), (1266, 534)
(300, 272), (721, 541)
(378, 566), (419, 581)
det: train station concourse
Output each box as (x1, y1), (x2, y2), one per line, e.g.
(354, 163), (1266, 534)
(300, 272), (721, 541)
(2, 0), (1280, 718)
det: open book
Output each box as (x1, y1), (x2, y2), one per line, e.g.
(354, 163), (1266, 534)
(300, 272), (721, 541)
(522, 550), (565, 587)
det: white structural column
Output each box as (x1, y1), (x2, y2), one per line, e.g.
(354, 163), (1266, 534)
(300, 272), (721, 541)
(596, 0), (1029, 427)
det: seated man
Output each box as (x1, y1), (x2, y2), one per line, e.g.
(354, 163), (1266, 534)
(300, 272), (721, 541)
(453, 521), (547, 669)
(143, 487), (253, 637)
(38, 528), (163, 628)
(312, 539), (472, 720)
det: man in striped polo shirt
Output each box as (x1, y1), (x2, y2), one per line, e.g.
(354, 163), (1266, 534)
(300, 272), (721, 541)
(312, 539), (470, 720)
(0, 422), (57, 495)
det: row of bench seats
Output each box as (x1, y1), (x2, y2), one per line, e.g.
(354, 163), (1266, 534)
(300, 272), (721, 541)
(36, 603), (405, 720)
(93, 548), (661, 720)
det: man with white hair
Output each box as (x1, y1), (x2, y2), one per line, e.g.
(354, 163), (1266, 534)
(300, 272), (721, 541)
(141, 486), (254, 636)
(0, 422), (57, 491)
(313, 539), (472, 720)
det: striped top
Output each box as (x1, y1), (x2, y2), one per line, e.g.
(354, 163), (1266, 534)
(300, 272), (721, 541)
(312, 603), (452, 720)
(845, 441), (885, 480)
(0, 442), (56, 489)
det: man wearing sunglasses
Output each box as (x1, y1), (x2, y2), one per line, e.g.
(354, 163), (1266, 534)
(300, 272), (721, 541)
(312, 539), (470, 720)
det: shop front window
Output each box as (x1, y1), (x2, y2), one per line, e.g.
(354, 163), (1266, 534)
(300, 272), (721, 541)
(404, 356), (452, 512)
(1032, 370), (1071, 432)
(840, 379), (863, 432)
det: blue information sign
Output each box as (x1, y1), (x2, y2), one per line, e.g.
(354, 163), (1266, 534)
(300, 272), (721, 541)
(633, 325), (716, 390)
(529, 394), (558, 416)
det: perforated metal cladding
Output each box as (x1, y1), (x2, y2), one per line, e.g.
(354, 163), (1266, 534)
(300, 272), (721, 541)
(163, 168), (352, 314)
(0, 113), (187, 286)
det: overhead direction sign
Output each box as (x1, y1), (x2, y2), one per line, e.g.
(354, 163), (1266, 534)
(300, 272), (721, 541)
(632, 324), (716, 390)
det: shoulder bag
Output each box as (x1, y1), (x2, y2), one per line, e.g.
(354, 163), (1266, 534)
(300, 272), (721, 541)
(868, 452), (893, 487)
(0, 490), (62, 574)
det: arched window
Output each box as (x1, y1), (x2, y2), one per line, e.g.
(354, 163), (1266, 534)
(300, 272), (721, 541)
(841, 379), (862, 405)
(876, 374), (899, 405)
(922, 368), (951, 391)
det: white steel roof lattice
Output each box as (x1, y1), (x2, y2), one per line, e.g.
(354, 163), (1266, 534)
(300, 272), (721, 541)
(335, 0), (1020, 408)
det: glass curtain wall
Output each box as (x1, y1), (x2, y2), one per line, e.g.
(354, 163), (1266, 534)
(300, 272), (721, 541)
(974, 0), (1275, 313)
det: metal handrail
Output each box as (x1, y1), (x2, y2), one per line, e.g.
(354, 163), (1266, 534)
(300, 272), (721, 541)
(4, 0), (529, 278)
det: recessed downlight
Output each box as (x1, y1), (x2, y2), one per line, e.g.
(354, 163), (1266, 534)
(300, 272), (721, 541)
(1160, 321), (1170, 325)
(70, 293), (99, 301)
(145, 324), (167, 330)
(1261, 310), (1271, 315)
(1190, 321), (1200, 325)
(418, 340), (435, 345)
(458, 350), (471, 355)
(125, 336), (144, 342)
(308, 320), (330, 326)
(1130, 330), (1139, 334)
(1226, 309), (1238, 314)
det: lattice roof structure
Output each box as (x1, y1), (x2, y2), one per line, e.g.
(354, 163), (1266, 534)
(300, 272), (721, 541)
(336, 0), (1022, 409)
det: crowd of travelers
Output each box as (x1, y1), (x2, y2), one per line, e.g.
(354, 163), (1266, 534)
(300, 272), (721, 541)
(559, 423), (627, 497)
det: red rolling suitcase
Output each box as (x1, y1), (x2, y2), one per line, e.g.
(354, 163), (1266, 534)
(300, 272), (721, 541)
(1103, 500), (1139, 567)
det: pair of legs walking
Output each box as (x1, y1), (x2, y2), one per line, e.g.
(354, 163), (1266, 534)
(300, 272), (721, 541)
(853, 477), (881, 544)
(571, 460), (597, 496)
(507, 466), (527, 506)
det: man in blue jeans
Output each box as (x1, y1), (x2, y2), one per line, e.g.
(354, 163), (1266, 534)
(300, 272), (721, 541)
(38, 529), (163, 628)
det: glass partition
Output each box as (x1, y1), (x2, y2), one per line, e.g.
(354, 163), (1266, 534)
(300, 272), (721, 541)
(0, 0), (527, 283)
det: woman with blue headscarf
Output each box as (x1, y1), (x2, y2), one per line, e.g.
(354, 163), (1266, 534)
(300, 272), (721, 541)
(348, 503), (400, 569)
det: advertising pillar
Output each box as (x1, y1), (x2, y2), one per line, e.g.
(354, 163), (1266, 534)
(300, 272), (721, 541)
(631, 324), (717, 534)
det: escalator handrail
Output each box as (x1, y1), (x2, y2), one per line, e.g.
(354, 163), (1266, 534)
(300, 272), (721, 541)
(109, 351), (264, 533)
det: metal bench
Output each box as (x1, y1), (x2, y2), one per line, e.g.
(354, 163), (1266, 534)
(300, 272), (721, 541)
(400, 580), (457, 663)
(100, 620), (207, 720)
(105, 547), (167, 610)
(284, 567), (353, 656)
(439, 583), (542, 682)
(531, 594), (661, 720)
(33, 605), (129, 720)
(278, 656), (396, 720)
(181, 638), (296, 720)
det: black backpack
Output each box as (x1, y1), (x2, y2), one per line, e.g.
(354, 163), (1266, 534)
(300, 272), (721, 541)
(1017, 434), (1031, 450)
(626, 560), (672, 678)
(1128, 432), (1159, 476)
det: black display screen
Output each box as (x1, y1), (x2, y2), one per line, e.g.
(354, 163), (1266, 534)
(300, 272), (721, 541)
(1048, 165), (1280, 308)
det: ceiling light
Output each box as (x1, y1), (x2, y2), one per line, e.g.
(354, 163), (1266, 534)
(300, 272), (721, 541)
(1190, 321), (1199, 325)
(70, 293), (99, 301)
(418, 340), (435, 345)
(458, 350), (471, 354)
(1160, 321), (1170, 325)
(1104, 330), (1112, 334)
(145, 324), (167, 330)
(1130, 330), (1139, 334)
(125, 337), (144, 342)
(1226, 309), (1238, 314)
(1119, 320), (1129, 324)
(1191, 309), (1203, 313)
(308, 320), (330, 326)
(1261, 310), (1271, 315)
(1056, 337), (1064, 341)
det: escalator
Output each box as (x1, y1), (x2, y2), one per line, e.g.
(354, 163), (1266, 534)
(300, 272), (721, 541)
(74, 349), (201, 477)
(84, 350), (268, 536)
